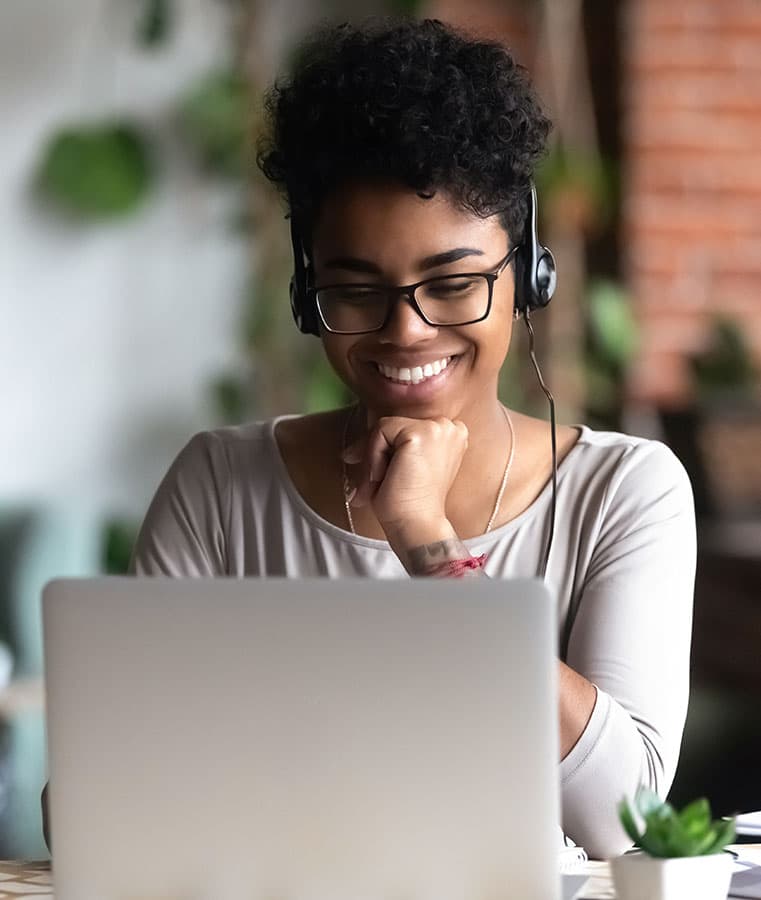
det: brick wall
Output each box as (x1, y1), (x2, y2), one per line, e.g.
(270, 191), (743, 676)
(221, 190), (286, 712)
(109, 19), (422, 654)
(427, 0), (532, 64)
(622, 0), (761, 405)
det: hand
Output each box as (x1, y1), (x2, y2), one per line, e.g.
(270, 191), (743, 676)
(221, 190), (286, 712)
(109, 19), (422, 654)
(342, 413), (469, 535)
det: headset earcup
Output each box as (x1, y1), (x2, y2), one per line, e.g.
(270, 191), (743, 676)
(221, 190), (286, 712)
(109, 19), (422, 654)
(520, 185), (557, 311)
(289, 274), (320, 336)
(289, 214), (321, 336)
(533, 247), (557, 308)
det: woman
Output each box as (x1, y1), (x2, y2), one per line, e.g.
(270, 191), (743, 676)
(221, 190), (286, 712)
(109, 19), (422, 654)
(130, 19), (695, 858)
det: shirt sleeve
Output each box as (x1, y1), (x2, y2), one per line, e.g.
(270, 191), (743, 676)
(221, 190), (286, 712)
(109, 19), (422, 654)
(129, 431), (231, 576)
(559, 440), (696, 859)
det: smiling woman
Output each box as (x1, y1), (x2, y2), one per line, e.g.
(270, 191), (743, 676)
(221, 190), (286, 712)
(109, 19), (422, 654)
(126, 18), (696, 860)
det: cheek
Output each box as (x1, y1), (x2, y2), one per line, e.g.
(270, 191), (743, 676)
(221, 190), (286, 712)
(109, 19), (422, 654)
(321, 335), (358, 381)
(470, 310), (513, 368)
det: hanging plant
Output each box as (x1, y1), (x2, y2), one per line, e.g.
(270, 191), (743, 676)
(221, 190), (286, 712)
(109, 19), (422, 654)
(136, 0), (173, 48)
(535, 145), (617, 235)
(36, 122), (153, 219)
(176, 69), (250, 178)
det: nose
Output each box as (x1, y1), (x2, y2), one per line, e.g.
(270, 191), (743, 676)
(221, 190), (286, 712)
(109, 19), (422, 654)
(377, 292), (439, 345)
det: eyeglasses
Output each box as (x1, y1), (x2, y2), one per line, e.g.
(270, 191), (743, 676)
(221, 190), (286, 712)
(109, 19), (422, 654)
(313, 247), (518, 335)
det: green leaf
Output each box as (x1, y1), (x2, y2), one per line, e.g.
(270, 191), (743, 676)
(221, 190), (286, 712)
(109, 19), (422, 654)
(210, 373), (250, 424)
(102, 519), (140, 574)
(535, 146), (618, 231)
(645, 805), (687, 857)
(618, 797), (642, 845)
(177, 69), (249, 178)
(702, 818), (736, 855)
(689, 315), (758, 397)
(636, 787), (665, 819)
(619, 791), (736, 857)
(36, 122), (153, 219)
(638, 826), (671, 858)
(137, 0), (173, 48)
(679, 798), (711, 838)
(587, 279), (638, 369)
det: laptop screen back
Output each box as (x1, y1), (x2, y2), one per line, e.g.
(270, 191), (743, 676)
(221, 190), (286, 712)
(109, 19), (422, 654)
(44, 576), (560, 900)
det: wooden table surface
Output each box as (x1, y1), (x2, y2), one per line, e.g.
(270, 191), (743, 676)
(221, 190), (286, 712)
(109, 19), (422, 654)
(3, 845), (759, 898)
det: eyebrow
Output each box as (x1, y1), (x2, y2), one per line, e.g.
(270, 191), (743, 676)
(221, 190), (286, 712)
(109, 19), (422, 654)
(321, 247), (485, 275)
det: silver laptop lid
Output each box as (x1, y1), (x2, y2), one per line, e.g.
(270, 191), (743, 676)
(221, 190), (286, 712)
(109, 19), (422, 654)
(44, 576), (560, 900)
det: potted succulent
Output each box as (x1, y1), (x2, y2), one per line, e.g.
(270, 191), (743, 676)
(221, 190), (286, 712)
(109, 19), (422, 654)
(611, 788), (736, 900)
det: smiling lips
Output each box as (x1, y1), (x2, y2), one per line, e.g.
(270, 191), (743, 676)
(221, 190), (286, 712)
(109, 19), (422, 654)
(374, 355), (454, 385)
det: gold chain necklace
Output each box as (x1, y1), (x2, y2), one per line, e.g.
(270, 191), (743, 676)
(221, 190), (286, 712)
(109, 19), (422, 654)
(340, 405), (516, 536)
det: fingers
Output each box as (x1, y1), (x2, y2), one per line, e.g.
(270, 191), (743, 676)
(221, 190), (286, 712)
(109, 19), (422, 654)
(351, 427), (393, 507)
(341, 414), (470, 510)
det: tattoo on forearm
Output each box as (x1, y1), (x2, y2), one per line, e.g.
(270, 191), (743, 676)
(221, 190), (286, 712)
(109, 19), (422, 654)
(407, 539), (487, 577)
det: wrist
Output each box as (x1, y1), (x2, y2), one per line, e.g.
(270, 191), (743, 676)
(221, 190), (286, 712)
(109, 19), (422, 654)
(382, 518), (484, 577)
(382, 517), (458, 560)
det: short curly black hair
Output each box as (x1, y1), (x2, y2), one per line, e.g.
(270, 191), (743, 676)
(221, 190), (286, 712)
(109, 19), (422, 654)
(257, 18), (552, 245)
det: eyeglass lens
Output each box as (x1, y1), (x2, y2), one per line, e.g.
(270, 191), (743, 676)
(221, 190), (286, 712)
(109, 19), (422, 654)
(316, 274), (491, 333)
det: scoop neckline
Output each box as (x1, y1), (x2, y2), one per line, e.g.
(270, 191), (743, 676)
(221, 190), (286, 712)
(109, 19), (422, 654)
(268, 414), (589, 552)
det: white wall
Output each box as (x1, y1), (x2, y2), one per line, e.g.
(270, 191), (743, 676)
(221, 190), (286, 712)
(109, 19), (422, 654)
(0, 0), (249, 517)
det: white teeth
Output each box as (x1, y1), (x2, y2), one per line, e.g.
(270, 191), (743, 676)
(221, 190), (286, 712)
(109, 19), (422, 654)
(376, 356), (453, 384)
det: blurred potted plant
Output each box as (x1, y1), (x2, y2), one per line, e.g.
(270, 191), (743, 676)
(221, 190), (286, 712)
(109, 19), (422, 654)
(611, 788), (735, 900)
(689, 316), (758, 407)
(688, 316), (761, 517)
(583, 279), (638, 431)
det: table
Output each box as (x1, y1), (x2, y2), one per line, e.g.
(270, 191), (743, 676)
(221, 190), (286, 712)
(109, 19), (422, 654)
(0, 861), (51, 897)
(3, 846), (760, 898)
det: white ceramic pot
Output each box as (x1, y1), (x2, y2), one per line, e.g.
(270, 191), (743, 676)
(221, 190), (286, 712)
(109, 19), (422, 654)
(610, 851), (733, 900)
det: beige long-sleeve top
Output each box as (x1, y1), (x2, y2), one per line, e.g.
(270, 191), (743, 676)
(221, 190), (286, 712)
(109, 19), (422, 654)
(131, 416), (696, 859)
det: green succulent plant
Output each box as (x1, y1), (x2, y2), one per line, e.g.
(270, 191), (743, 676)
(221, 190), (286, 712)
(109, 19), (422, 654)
(618, 788), (736, 858)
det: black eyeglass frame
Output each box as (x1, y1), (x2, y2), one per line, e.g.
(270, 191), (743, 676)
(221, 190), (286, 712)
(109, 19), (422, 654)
(311, 246), (519, 335)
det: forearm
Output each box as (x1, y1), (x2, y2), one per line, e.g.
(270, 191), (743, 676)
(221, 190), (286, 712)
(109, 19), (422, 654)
(558, 660), (597, 760)
(389, 524), (595, 748)
(384, 519), (487, 577)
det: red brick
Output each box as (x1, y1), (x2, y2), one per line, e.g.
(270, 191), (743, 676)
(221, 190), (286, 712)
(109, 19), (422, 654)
(627, 351), (692, 405)
(623, 37), (761, 76)
(628, 150), (761, 193)
(633, 2), (761, 32)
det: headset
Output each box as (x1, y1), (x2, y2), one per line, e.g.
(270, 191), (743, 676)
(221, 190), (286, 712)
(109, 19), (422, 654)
(287, 185), (561, 623)
(512, 184), (557, 317)
(288, 183), (557, 335)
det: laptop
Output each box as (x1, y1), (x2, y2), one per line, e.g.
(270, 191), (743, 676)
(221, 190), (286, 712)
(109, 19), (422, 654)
(43, 576), (561, 900)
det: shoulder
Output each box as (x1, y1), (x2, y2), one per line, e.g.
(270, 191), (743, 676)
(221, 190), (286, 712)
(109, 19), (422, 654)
(568, 426), (695, 539)
(172, 419), (279, 480)
(173, 410), (347, 491)
(130, 418), (284, 577)
(571, 427), (692, 495)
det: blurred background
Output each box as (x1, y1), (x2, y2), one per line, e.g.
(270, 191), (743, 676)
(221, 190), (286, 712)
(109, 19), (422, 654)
(1, 0), (760, 859)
